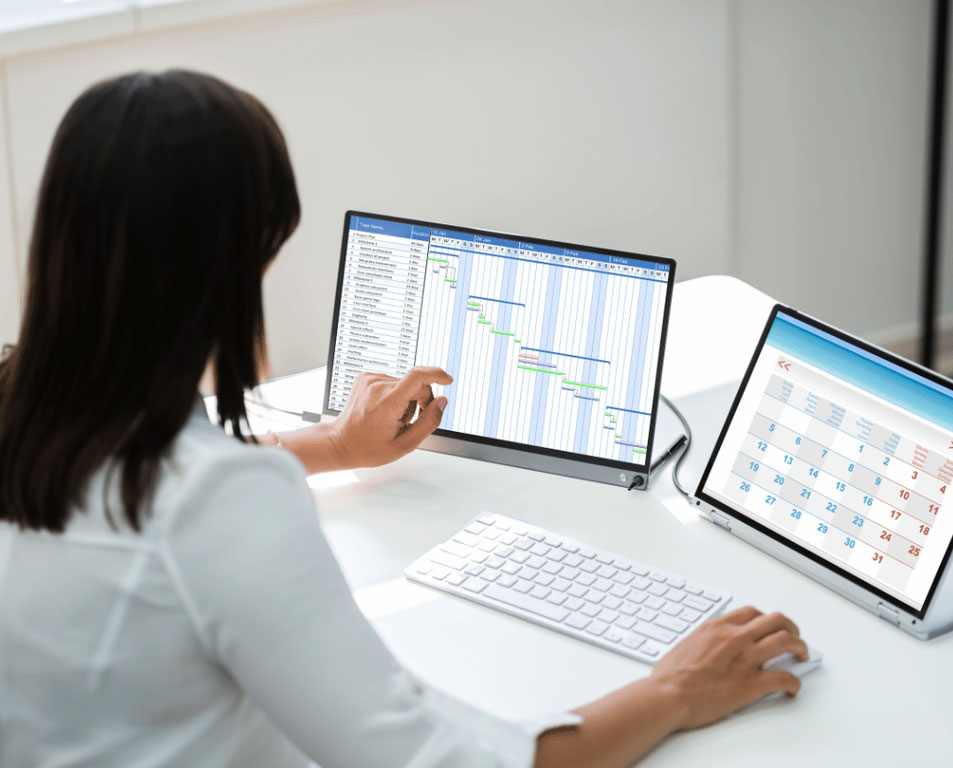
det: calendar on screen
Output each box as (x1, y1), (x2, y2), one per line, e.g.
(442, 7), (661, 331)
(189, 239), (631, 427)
(700, 309), (953, 613)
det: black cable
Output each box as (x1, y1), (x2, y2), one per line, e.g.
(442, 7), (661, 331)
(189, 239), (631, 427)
(660, 394), (693, 498)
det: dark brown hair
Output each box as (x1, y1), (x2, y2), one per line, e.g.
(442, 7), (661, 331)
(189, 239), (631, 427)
(0, 70), (300, 531)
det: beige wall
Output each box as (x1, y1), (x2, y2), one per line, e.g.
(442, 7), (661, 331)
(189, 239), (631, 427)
(0, 0), (944, 372)
(0, 64), (20, 350)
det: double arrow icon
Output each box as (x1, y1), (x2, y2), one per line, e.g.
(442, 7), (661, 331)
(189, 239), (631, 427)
(778, 360), (791, 371)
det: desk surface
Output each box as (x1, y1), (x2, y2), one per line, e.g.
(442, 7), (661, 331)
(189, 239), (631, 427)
(255, 276), (952, 767)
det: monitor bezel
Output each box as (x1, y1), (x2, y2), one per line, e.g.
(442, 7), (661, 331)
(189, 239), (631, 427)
(324, 210), (677, 484)
(695, 303), (953, 620)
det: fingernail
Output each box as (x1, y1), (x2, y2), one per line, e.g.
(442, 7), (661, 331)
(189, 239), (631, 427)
(436, 396), (448, 413)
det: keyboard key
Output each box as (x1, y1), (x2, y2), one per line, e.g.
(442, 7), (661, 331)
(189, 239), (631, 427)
(684, 583), (703, 595)
(546, 549), (567, 563)
(577, 573), (596, 587)
(483, 529), (500, 540)
(564, 614), (591, 631)
(563, 554), (583, 568)
(666, 577), (686, 589)
(513, 579), (533, 594)
(615, 561), (632, 572)
(595, 554), (614, 565)
(666, 588), (686, 603)
(645, 596), (665, 610)
(514, 537), (534, 551)
(483, 583), (570, 622)
(587, 591), (605, 605)
(683, 596), (712, 612)
(621, 633), (645, 651)
(470, 552), (489, 564)
(613, 572), (634, 586)
(579, 560), (599, 574)
(603, 596), (623, 610)
(599, 609), (620, 623)
(634, 622), (676, 644)
(596, 565), (617, 579)
(541, 561), (563, 575)
(530, 543), (551, 556)
(604, 628), (624, 643)
(547, 592), (568, 606)
(619, 601), (639, 616)
(632, 576), (651, 590)
(568, 584), (588, 598)
(512, 526), (528, 536)
(501, 562), (521, 575)
(630, 565), (650, 576)
(495, 545), (514, 558)
(517, 566), (539, 580)
(593, 578), (614, 592)
(564, 597), (584, 611)
(477, 541), (496, 552)
(527, 555), (546, 569)
(640, 641), (663, 658)
(430, 565), (450, 580)
(528, 531), (546, 542)
(497, 574), (517, 588)
(585, 620), (609, 637)
(415, 563), (432, 575)
(661, 603), (683, 617)
(441, 542), (472, 559)
(477, 515), (495, 526)
(464, 523), (485, 535)
(628, 591), (648, 605)
(648, 583), (668, 597)
(656, 615), (690, 633)
(702, 591), (723, 603)
(498, 534), (517, 546)
(482, 570), (500, 583)
(447, 572), (467, 586)
(511, 551), (530, 564)
(609, 584), (630, 599)
(464, 564), (485, 576)
(530, 585), (551, 600)
(552, 578), (572, 592)
(637, 608), (658, 622)
(680, 608), (702, 623)
(429, 551), (466, 571)
(452, 532), (480, 547)
(578, 547), (595, 559)
(486, 556), (505, 569)
(648, 570), (667, 582)
(561, 543), (580, 554)
(581, 603), (602, 618)
(463, 578), (489, 594)
(495, 520), (511, 531)
(535, 573), (555, 587)
(544, 535), (563, 547)
(560, 567), (580, 581)
(615, 615), (636, 630)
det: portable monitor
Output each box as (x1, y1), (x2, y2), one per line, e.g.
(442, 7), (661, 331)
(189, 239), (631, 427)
(695, 305), (953, 639)
(324, 211), (676, 488)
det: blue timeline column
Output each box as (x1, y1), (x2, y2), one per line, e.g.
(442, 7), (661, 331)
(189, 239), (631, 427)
(437, 229), (476, 431)
(616, 279), (655, 462)
(573, 269), (609, 454)
(527, 252), (563, 447)
(482, 248), (520, 439)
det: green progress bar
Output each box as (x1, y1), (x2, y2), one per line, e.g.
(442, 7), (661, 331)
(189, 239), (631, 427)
(491, 330), (515, 336)
(518, 366), (562, 375)
(428, 257), (447, 263)
(564, 380), (607, 391)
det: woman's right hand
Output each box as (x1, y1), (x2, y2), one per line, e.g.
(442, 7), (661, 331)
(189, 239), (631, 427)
(652, 605), (808, 730)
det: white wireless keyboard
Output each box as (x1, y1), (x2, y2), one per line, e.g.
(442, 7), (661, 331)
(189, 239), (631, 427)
(406, 513), (732, 664)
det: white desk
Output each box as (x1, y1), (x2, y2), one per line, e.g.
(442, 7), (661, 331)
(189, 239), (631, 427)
(253, 276), (952, 767)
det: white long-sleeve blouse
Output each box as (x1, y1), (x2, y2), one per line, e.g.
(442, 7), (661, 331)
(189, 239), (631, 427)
(0, 401), (578, 767)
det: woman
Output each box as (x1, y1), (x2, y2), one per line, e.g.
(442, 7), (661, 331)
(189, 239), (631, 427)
(0, 71), (807, 768)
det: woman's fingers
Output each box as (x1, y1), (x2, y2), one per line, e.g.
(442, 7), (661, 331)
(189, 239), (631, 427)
(749, 630), (809, 667)
(757, 670), (802, 698)
(738, 611), (800, 644)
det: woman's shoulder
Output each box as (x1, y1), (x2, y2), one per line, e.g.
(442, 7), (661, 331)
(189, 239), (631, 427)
(150, 409), (313, 532)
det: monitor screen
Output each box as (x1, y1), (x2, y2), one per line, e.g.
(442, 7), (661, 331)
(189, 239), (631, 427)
(325, 212), (675, 473)
(698, 307), (953, 617)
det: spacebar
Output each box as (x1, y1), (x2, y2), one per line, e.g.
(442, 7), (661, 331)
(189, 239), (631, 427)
(482, 584), (570, 622)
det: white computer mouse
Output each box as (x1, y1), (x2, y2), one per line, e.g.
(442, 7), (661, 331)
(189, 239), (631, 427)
(762, 645), (823, 678)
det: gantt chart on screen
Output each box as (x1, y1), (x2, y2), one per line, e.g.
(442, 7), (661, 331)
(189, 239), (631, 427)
(329, 216), (670, 464)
